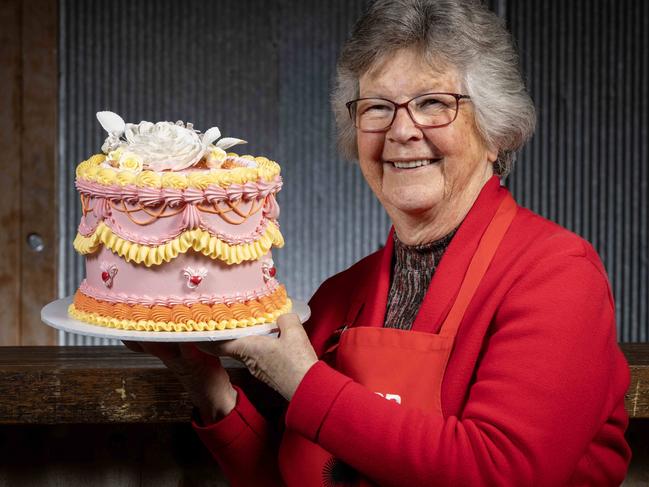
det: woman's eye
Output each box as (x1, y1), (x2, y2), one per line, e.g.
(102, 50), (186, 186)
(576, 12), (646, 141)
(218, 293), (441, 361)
(365, 104), (391, 113)
(418, 98), (442, 108)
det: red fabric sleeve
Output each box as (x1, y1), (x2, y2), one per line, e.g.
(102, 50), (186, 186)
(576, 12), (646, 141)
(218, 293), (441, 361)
(286, 249), (630, 486)
(189, 267), (357, 486)
(192, 385), (284, 487)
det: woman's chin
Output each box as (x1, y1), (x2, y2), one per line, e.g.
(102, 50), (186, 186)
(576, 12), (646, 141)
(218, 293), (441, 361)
(385, 192), (442, 216)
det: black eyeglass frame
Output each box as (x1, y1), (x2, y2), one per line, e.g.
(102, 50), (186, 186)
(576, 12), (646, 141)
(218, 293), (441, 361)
(345, 92), (471, 132)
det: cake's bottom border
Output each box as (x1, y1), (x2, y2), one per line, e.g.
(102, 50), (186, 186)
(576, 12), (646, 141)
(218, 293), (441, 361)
(69, 287), (291, 332)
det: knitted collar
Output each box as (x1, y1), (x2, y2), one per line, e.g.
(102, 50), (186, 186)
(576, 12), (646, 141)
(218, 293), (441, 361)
(392, 229), (457, 272)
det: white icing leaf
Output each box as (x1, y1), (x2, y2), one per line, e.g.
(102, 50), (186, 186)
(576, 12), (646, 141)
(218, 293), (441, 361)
(96, 111), (126, 135)
(215, 137), (247, 150)
(202, 127), (221, 145)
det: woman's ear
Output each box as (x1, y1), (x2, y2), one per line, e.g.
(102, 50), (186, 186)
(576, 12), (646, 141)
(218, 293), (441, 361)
(486, 146), (498, 163)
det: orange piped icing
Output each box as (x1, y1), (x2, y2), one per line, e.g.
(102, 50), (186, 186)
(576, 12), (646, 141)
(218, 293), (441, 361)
(131, 305), (152, 322)
(259, 295), (276, 312)
(150, 305), (173, 323)
(170, 305), (193, 323)
(68, 286), (290, 332)
(230, 303), (251, 320)
(247, 300), (266, 318)
(211, 303), (232, 323)
(191, 303), (213, 323)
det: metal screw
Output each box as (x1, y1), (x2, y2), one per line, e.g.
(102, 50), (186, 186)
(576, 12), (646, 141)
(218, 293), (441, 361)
(27, 233), (45, 252)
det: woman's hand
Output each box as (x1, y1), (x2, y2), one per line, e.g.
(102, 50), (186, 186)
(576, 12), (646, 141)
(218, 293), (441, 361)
(122, 341), (237, 423)
(197, 313), (318, 401)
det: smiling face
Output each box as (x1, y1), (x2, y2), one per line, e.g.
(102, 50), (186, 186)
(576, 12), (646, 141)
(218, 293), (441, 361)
(356, 48), (497, 243)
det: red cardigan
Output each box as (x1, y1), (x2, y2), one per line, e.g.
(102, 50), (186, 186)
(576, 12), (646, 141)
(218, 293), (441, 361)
(194, 177), (631, 486)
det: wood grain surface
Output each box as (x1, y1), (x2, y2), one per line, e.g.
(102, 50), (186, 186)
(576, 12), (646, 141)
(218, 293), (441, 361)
(0, 344), (646, 486)
(0, 0), (58, 346)
(0, 346), (284, 424)
(19, 0), (58, 345)
(0, 344), (646, 424)
(0, 0), (22, 346)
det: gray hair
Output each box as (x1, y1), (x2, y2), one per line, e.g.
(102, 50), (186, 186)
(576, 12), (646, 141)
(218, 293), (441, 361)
(332, 0), (536, 177)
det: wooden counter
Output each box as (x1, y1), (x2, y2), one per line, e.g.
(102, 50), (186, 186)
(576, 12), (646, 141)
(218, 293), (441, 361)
(0, 344), (647, 423)
(0, 345), (647, 486)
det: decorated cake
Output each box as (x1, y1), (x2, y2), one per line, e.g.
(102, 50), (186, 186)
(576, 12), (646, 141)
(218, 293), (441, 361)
(68, 111), (290, 332)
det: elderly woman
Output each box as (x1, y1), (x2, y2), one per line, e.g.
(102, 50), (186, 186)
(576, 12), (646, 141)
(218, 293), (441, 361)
(127, 0), (631, 485)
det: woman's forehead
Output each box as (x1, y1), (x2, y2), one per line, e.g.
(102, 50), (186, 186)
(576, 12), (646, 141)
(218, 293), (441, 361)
(359, 48), (460, 98)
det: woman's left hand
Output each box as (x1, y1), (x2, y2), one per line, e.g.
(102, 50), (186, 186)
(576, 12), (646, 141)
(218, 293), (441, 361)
(197, 313), (318, 401)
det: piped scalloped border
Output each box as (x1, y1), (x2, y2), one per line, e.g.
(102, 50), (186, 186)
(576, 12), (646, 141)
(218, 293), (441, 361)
(76, 153), (281, 189)
(73, 220), (284, 266)
(68, 297), (292, 332)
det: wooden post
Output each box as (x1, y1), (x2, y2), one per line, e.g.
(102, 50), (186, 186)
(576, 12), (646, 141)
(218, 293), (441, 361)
(0, 0), (58, 345)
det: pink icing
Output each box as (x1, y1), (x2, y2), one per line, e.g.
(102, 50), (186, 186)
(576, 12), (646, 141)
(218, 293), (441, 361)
(76, 176), (283, 206)
(263, 195), (280, 219)
(78, 197), (110, 237)
(205, 185), (227, 202)
(181, 204), (202, 230)
(121, 185), (141, 203)
(100, 198), (265, 245)
(84, 246), (276, 302)
(183, 187), (205, 205)
(79, 279), (278, 306)
(137, 186), (164, 206)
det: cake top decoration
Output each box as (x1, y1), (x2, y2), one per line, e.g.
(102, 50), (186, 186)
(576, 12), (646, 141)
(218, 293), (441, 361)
(96, 111), (248, 172)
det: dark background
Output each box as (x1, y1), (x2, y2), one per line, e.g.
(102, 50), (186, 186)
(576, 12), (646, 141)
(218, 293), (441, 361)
(58, 0), (648, 346)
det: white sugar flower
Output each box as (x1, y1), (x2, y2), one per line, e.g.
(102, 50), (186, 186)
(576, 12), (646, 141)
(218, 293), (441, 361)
(96, 111), (248, 171)
(123, 121), (205, 171)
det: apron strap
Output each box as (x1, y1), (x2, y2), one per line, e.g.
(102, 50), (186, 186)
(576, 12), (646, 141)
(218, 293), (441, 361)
(439, 193), (517, 338)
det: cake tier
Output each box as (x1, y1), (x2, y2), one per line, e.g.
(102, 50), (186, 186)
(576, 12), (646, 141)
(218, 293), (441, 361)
(69, 285), (290, 332)
(82, 246), (280, 305)
(74, 153), (284, 266)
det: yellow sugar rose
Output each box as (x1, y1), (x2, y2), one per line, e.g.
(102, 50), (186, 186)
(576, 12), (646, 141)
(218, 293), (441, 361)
(96, 167), (118, 185)
(206, 147), (228, 168)
(116, 170), (136, 186)
(118, 152), (144, 173)
(85, 163), (100, 180)
(88, 154), (107, 165)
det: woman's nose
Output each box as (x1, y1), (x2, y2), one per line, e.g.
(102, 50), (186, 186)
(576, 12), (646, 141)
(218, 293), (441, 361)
(386, 106), (422, 143)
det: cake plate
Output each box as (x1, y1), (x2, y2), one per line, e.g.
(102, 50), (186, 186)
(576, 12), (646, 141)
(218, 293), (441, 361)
(41, 296), (310, 342)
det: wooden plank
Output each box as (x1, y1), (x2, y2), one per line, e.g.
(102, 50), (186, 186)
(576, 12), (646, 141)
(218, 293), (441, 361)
(0, 0), (22, 345)
(0, 345), (646, 424)
(20, 0), (58, 345)
(0, 347), (283, 424)
(623, 343), (649, 420)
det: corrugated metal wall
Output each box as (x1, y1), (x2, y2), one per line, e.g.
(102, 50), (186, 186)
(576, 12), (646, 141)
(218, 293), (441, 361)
(58, 0), (647, 345)
(506, 0), (648, 342)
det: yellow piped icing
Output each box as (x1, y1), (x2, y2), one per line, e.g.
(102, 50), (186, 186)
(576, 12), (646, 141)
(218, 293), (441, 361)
(76, 153), (281, 189)
(68, 299), (292, 332)
(161, 172), (189, 189)
(73, 221), (284, 265)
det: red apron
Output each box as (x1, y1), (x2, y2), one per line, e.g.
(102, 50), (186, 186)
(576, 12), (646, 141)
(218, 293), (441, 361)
(279, 194), (517, 486)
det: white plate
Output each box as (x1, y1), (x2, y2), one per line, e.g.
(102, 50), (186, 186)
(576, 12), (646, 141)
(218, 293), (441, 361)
(41, 296), (310, 342)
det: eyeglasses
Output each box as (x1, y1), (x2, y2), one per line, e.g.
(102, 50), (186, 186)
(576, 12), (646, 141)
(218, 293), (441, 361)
(346, 92), (470, 132)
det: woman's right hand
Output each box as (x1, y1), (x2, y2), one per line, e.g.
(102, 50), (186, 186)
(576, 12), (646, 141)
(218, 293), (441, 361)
(122, 341), (237, 423)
